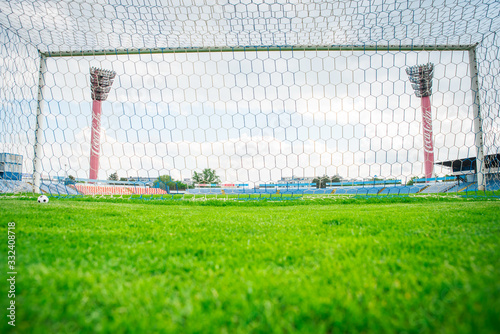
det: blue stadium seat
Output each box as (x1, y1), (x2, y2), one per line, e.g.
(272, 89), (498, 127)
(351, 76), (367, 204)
(487, 180), (500, 191)
(41, 182), (80, 195)
(223, 189), (247, 194)
(187, 188), (223, 194)
(0, 180), (32, 193)
(446, 182), (473, 193)
(420, 183), (457, 194)
(380, 185), (426, 195)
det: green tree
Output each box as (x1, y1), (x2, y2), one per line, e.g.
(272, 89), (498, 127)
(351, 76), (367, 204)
(312, 175), (331, 188)
(64, 175), (76, 185)
(153, 175), (187, 191)
(108, 172), (119, 181)
(406, 176), (419, 186)
(192, 169), (221, 184)
(159, 175), (172, 183)
(331, 175), (342, 183)
(173, 182), (188, 190)
(153, 175), (171, 191)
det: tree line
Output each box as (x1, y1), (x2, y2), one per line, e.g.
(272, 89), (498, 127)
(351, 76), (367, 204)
(106, 168), (221, 191)
(107, 170), (348, 189)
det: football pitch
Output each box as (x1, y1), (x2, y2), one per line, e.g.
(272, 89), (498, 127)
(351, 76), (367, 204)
(1, 197), (499, 333)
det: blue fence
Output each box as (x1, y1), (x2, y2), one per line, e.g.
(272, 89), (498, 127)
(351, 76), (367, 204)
(413, 176), (456, 183)
(327, 180), (401, 187)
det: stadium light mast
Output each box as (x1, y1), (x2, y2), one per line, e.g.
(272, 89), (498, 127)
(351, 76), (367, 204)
(406, 63), (435, 180)
(89, 67), (116, 181)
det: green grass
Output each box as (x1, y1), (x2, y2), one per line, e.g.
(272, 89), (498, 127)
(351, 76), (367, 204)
(1, 197), (499, 333)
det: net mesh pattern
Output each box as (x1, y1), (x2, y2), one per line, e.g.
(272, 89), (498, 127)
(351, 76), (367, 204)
(0, 0), (499, 196)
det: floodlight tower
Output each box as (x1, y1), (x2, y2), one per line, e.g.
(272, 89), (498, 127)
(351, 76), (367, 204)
(89, 67), (116, 180)
(406, 63), (435, 180)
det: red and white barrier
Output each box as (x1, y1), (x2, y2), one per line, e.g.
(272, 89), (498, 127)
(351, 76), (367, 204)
(75, 184), (168, 195)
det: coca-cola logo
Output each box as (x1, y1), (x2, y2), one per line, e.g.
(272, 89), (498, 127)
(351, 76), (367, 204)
(421, 106), (434, 154)
(90, 114), (101, 156)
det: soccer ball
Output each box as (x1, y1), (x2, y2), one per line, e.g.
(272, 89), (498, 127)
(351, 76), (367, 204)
(37, 195), (49, 203)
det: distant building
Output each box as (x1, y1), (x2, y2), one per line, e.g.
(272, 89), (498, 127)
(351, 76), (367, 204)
(133, 177), (156, 182)
(0, 153), (22, 181)
(258, 176), (316, 189)
(130, 177), (156, 185)
(280, 176), (315, 183)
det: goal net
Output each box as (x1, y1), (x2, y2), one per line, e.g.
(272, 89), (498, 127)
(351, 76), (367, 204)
(1, 0), (499, 197)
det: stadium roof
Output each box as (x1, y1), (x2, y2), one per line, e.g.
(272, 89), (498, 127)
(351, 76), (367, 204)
(435, 153), (500, 172)
(0, 0), (499, 54)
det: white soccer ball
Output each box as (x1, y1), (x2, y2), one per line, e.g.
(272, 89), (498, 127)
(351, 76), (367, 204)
(37, 195), (49, 203)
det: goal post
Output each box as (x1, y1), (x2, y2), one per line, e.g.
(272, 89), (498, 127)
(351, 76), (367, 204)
(33, 54), (47, 194)
(468, 47), (486, 192)
(29, 45), (488, 190)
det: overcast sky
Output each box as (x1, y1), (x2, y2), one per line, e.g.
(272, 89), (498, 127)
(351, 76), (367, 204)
(34, 48), (482, 183)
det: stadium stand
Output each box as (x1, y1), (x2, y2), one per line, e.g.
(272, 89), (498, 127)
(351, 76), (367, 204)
(333, 186), (365, 195)
(249, 189), (278, 194)
(378, 185), (428, 195)
(127, 187), (168, 195)
(223, 189), (252, 194)
(40, 182), (80, 195)
(419, 182), (457, 194)
(486, 180), (500, 191)
(354, 187), (383, 195)
(75, 184), (132, 195)
(463, 183), (480, 192)
(327, 180), (401, 187)
(0, 180), (32, 193)
(328, 183), (464, 195)
(74, 184), (168, 195)
(279, 190), (305, 195)
(301, 189), (333, 195)
(461, 181), (500, 192)
(187, 188), (223, 195)
(445, 182), (474, 193)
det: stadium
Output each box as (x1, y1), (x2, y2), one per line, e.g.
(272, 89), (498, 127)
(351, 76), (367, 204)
(1, 0), (499, 333)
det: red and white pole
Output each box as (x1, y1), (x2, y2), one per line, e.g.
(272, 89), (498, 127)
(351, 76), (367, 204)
(421, 96), (434, 179)
(89, 67), (116, 181)
(406, 63), (435, 180)
(89, 100), (103, 180)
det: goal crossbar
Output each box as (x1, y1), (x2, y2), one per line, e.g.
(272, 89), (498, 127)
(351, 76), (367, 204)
(42, 44), (478, 58)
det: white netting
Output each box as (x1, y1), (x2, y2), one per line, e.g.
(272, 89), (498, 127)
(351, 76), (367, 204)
(1, 0), (498, 52)
(0, 0), (499, 196)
